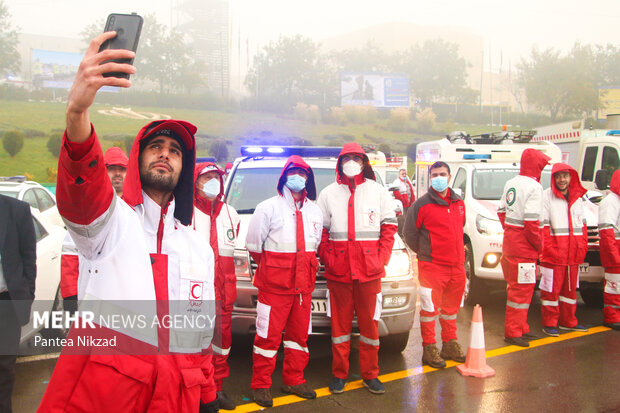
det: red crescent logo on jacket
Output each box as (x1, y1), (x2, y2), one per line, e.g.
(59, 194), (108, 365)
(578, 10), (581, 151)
(189, 281), (203, 306)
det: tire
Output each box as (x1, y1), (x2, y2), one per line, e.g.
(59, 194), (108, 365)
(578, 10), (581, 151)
(464, 243), (484, 305)
(579, 282), (604, 308)
(380, 331), (409, 353)
(40, 286), (68, 340)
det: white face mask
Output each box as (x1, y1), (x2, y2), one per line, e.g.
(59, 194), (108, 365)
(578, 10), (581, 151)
(201, 178), (220, 198)
(342, 160), (362, 178)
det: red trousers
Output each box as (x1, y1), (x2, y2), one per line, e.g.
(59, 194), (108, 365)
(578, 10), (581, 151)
(327, 278), (381, 381)
(540, 264), (579, 328)
(418, 261), (465, 347)
(212, 274), (237, 391)
(251, 290), (311, 389)
(502, 256), (536, 338)
(604, 272), (620, 324)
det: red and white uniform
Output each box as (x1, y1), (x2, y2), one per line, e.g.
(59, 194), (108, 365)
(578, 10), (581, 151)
(599, 170), (620, 324)
(193, 162), (240, 391)
(39, 121), (217, 413)
(317, 142), (397, 381)
(392, 176), (415, 209)
(246, 156), (323, 390)
(497, 148), (550, 339)
(404, 187), (466, 347)
(540, 163), (588, 328)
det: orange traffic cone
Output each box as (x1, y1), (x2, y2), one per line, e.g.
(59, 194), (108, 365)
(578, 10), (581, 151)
(457, 304), (495, 378)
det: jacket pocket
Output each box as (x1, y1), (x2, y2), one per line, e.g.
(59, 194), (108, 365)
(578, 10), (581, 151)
(180, 367), (208, 411)
(262, 253), (295, 290)
(326, 244), (348, 276)
(65, 354), (154, 412)
(363, 248), (384, 276)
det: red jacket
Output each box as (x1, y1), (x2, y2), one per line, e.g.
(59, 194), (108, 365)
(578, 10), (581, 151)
(393, 177), (415, 208)
(404, 187), (465, 266)
(498, 148), (550, 260)
(246, 156), (323, 294)
(317, 143), (397, 283)
(541, 163), (588, 266)
(193, 162), (239, 297)
(599, 170), (620, 272)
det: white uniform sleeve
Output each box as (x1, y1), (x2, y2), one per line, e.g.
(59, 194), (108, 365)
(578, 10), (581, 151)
(245, 202), (271, 254)
(523, 184), (543, 222)
(379, 185), (397, 226)
(542, 188), (551, 228)
(317, 189), (331, 230)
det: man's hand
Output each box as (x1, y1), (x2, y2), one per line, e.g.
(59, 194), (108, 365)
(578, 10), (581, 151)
(66, 31), (136, 143)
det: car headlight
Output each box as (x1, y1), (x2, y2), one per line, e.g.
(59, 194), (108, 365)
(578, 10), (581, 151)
(384, 249), (412, 278)
(475, 214), (503, 236)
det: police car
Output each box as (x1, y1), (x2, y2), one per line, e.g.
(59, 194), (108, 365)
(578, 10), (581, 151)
(226, 146), (417, 352)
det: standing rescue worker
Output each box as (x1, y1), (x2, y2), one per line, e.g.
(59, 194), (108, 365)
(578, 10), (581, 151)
(193, 162), (240, 410)
(497, 148), (551, 347)
(60, 146), (129, 312)
(38, 33), (218, 413)
(598, 169), (620, 331)
(246, 156), (323, 408)
(404, 161), (467, 368)
(540, 163), (589, 336)
(392, 168), (415, 236)
(317, 143), (397, 395)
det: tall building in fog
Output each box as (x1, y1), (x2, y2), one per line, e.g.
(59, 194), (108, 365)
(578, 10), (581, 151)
(172, 0), (230, 97)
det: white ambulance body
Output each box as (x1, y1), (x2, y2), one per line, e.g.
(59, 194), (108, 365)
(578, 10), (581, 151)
(533, 118), (620, 192)
(414, 136), (578, 303)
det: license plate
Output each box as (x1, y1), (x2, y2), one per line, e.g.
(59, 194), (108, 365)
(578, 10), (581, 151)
(311, 299), (327, 314)
(579, 263), (589, 273)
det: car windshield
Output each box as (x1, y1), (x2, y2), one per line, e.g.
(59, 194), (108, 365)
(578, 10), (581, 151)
(226, 167), (338, 213)
(472, 168), (551, 200)
(0, 190), (18, 198)
(386, 170), (399, 184)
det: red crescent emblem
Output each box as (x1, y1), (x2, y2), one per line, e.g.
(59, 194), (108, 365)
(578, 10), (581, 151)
(191, 284), (202, 299)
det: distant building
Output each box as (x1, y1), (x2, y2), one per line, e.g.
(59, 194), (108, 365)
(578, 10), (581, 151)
(173, 0), (230, 97)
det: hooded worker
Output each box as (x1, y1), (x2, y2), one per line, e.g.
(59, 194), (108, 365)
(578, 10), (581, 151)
(38, 32), (218, 413)
(497, 148), (551, 347)
(193, 161), (240, 410)
(540, 163), (589, 336)
(246, 155), (323, 408)
(317, 142), (397, 395)
(598, 169), (620, 331)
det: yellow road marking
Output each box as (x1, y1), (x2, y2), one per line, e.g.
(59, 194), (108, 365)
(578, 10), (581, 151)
(231, 325), (611, 412)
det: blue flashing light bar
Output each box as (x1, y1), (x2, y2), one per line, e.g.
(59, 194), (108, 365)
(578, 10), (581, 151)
(240, 146), (343, 158)
(463, 154), (492, 160)
(606, 130), (620, 136)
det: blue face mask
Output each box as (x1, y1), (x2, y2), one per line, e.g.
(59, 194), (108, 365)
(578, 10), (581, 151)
(431, 176), (449, 192)
(201, 178), (220, 198)
(285, 174), (306, 193)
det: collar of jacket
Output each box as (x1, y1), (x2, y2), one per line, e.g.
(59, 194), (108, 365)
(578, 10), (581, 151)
(428, 187), (459, 206)
(137, 190), (177, 236)
(281, 185), (307, 210)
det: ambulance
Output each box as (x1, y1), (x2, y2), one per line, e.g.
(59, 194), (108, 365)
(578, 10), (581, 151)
(412, 132), (601, 304)
(533, 115), (620, 193)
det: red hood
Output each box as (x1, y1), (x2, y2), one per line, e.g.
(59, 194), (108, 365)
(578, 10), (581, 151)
(611, 169), (620, 196)
(193, 162), (225, 215)
(277, 155), (317, 200)
(122, 119), (197, 226)
(336, 142), (375, 184)
(550, 163), (586, 203)
(104, 146), (128, 167)
(519, 148), (551, 181)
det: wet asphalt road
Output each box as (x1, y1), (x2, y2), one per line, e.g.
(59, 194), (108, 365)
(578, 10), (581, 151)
(13, 288), (620, 413)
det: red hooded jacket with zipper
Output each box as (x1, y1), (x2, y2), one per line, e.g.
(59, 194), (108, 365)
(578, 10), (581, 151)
(497, 148), (551, 259)
(599, 170), (620, 272)
(541, 163), (588, 266)
(317, 143), (398, 283)
(38, 120), (217, 413)
(246, 155), (323, 295)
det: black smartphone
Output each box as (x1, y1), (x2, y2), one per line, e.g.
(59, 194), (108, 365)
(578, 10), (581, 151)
(98, 13), (143, 79)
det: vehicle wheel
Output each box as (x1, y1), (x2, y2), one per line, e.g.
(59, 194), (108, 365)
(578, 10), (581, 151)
(40, 286), (68, 340)
(380, 331), (409, 353)
(579, 282), (604, 308)
(464, 243), (484, 305)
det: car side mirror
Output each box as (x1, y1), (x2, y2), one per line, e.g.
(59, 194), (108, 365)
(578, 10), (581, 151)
(595, 169), (610, 190)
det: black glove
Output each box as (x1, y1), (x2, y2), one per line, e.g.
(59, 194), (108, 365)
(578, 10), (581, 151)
(199, 399), (219, 413)
(63, 295), (78, 314)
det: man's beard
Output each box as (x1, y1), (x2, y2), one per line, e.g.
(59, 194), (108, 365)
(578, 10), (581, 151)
(141, 170), (177, 192)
